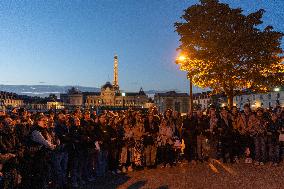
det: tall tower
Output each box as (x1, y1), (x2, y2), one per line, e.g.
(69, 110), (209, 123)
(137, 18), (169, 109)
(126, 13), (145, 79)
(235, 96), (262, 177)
(113, 54), (119, 91)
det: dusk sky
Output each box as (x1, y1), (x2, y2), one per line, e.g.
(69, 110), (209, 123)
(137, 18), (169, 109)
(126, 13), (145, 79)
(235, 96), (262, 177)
(0, 0), (283, 92)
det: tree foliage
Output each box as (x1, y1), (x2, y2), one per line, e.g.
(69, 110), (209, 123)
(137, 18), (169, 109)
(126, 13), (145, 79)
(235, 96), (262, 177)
(175, 0), (284, 107)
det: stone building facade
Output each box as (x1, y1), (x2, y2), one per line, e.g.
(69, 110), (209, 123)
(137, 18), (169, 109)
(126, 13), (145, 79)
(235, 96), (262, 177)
(0, 91), (24, 109)
(154, 91), (189, 113)
(233, 87), (284, 110)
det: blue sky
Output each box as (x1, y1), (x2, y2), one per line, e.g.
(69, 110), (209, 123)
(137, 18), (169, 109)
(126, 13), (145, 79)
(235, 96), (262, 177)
(0, 0), (283, 92)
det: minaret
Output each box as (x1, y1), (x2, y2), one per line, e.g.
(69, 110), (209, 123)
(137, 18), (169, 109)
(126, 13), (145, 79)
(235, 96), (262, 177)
(113, 54), (119, 91)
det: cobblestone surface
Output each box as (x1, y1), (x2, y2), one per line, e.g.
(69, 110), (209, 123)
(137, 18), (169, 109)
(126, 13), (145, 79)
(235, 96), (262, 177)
(87, 160), (284, 189)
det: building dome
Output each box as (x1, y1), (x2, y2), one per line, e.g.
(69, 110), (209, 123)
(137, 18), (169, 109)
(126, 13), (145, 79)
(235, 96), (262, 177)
(67, 87), (82, 95)
(101, 81), (113, 90)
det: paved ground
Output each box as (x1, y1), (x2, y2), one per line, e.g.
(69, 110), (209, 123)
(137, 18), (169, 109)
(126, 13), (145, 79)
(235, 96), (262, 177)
(86, 160), (284, 189)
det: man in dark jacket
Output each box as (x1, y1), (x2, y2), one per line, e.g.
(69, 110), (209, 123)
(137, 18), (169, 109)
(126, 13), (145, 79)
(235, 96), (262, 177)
(144, 113), (159, 168)
(81, 111), (97, 182)
(54, 111), (70, 188)
(182, 111), (198, 163)
(95, 113), (112, 176)
(196, 110), (210, 162)
(69, 116), (84, 187)
(218, 108), (234, 163)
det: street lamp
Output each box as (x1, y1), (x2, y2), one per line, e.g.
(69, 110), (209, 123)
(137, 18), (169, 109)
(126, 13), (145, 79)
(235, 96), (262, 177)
(176, 54), (193, 112)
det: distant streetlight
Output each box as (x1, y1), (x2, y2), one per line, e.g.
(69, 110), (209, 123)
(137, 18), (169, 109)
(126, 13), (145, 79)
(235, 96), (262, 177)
(122, 92), (126, 108)
(274, 87), (280, 92)
(176, 53), (193, 112)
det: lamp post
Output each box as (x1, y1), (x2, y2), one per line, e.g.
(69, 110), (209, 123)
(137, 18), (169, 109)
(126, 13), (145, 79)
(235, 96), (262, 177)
(176, 54), (193, 112)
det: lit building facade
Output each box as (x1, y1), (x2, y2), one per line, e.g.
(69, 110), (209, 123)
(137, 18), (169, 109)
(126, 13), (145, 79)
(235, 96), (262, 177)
(0, 91), (24, 109)
(193, 92), (211, 110)
(154, 91), (189, 113)
(233, 87), (284, 110)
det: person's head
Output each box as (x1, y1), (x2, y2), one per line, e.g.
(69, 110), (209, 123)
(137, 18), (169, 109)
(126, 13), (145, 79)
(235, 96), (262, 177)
(0, 110), (5, 117)
(70, 116), (81, 127)
(165, 109), (172, 118)
(37, 115), (48, 128)
(220, 108), (228, 119)
(135, 112), (142, 121)
(281, 111), (284, 119)
(148, 113), (154, 122)
(58, 112), (66, 122)
(173, 111), (178, 118)
(98, 113), (107, 125)
(11, 108), (18, 115)
(243, 104), (250, 114)
(114, 116), (120, 125)
(209, 107), (216, 117)
(4, 117), (15, 127)
(19, 108), (28, 117)
(84, 110), (91, 120)
(256, 108), (263, 117)
(160, 119), (167, 128)
(271, 112), (278, 122)
(123, 117), (129, 126)
(196, 109), (203, 118)
(187, 110), (193, 117)
(231, 106), (238, 115)
(92, 111), (97, 116)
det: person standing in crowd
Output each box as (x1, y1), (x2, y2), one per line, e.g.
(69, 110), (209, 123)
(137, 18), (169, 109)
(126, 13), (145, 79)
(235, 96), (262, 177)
(249, 108), (268, 166)
(120, 117), (134, 173)
(53, 111), (70, 188)
(108, 115), (123, 174)
(158, 117), (175, 168)
(208, 107), (220, 160)
(30, 114), (56, 188)
(237, 104), (254, 163)
(267, 112), (281, 166)
(69, 116), (84, 188)
(231, 106), (241, 163)
(196, 109), (210, 162)
(96, 113), (111, 177)
(218, 108), (234, 163)
(81, 110), (96, 182)
(132, 112), (145, 169)
(172, 111), (182, 139)
(182, 111), (198, 164)
(144, 113), (159, 169)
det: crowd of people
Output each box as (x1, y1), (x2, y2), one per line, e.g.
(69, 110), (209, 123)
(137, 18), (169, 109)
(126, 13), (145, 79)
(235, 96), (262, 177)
(0, 105), (284, 189)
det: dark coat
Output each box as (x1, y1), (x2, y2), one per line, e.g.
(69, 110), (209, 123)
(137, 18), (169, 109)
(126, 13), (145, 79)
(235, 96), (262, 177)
(143, 119), (159, 146)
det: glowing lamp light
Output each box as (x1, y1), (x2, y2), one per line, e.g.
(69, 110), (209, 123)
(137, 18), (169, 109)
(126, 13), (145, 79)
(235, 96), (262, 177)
(177, 55), (187, 62)
(274, 87), (280, 92)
